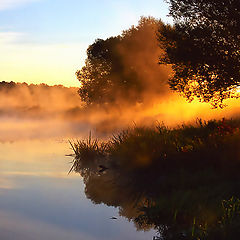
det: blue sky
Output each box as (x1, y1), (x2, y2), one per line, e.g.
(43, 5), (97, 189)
(0, 0), (171, 86)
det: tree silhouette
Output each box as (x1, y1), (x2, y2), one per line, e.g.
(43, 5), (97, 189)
(76, 17), (169, 106)
(159, 0), (240, 107)
(77, 37), (121, 105)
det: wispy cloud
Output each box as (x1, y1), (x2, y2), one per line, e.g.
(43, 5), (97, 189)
(0, 31), (25, 43)
(0, 0), (39, 10)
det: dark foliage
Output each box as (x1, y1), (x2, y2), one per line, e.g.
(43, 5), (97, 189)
(77, 37), (123, 105)
(159, 0), (240, 107)
(70, 118), (240, 239)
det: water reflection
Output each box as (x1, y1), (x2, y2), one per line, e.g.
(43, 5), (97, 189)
(0, 139), (154, 240)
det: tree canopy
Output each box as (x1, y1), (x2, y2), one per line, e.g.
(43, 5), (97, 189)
(159, 0), (240, 107)
(76, 17), (170, 106)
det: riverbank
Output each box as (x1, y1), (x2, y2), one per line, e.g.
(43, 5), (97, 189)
(70, 118), (240, 239)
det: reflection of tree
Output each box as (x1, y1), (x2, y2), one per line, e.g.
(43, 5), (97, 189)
(70, 120), (240, 239)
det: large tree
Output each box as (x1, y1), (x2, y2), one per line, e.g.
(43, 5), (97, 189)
(76, 17), (170, 106)
(159, 0), (240, 107)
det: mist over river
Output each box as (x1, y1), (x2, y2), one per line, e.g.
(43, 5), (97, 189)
(1, 82), (240, 239)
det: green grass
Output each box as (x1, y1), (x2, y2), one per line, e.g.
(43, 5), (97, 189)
(70, 118), (240, 176)
(69, 118), (240, 239)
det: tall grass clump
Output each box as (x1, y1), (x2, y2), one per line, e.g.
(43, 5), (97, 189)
(69, 132), (108, 175)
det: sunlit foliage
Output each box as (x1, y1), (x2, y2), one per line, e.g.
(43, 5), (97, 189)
(159, 0), (240, 107)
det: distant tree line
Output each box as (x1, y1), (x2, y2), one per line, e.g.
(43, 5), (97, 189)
(0, 81), (68, 90)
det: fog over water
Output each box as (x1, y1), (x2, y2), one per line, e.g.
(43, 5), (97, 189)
(1, 81), (240, 142)
(1, 81), (240, 239)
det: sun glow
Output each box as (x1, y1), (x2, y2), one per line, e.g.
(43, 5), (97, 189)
(0, 33), (87, 87)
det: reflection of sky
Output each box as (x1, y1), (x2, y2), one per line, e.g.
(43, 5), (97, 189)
(0, 140), (154, 240)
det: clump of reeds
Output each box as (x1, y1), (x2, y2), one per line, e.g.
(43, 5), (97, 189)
(69, 132), (108, 174)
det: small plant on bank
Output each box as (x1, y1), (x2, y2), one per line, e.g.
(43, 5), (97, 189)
(69, 132), (108, 175)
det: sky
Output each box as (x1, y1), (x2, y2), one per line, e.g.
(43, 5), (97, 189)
(0, 0), (171, 87)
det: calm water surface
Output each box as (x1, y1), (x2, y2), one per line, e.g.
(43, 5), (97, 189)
(0, 137), (154, 240)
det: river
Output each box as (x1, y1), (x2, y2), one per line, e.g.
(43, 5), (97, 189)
(0, 120), (154, 240)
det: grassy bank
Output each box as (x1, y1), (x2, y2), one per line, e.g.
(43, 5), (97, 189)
(70, 118), (240, 239)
